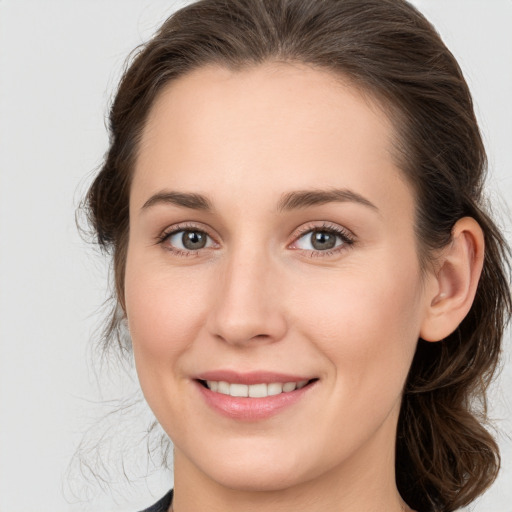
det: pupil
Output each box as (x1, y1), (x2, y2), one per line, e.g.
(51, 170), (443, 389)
(182, 231), (206, 250)
(311, 231), (336, 250)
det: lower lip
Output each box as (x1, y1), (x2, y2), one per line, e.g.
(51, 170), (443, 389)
(194, 380), (316, 421)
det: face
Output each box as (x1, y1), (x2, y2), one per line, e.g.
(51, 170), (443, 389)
(125, 63), (432, 493)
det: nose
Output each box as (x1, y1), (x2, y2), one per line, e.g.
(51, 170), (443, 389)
(206, 246), (288, 346)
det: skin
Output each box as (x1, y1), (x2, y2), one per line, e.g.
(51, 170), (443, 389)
(124, 63), (484, 512)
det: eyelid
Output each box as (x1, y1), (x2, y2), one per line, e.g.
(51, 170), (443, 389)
(156, 222), (219, 255)
(288, 221), (356, 255)
(292, 221), (355, 239)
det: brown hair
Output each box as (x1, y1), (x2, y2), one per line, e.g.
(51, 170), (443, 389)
(84, 1), (512, 510)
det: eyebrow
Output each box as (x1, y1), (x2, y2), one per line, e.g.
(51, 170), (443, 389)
(276, 188), (378, 212)
(141, 191), (213, 211)
(140, 187), (378, 213)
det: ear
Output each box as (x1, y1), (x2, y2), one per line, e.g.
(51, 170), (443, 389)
(420, 217), (485, 342)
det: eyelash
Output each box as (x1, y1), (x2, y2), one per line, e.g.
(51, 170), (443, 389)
(291, 222), (355, 257)
(155, 222), (216, 257)
(155, 221), (355, 258)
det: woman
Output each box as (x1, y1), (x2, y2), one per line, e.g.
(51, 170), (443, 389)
(84, 0), (511, 511)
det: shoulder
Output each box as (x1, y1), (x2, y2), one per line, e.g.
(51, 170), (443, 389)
(138, 489), (173, 512)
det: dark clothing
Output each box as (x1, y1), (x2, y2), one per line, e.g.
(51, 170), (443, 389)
(139, 489), (173, 512)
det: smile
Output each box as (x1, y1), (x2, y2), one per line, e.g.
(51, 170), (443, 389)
(195, 374), (318, 420)
(201, 380), (310, 397)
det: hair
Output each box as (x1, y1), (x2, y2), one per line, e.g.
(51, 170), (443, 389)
(83, 1), (512, 511)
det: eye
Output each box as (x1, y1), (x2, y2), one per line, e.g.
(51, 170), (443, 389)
(291, 224), (354, 254)
(170, 230), (210, 250)
(158, 226), (216, 254)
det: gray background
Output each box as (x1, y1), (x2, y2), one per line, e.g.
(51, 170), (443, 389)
(0, 1), (510, 511)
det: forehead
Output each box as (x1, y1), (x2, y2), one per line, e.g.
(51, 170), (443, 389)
(133, 62), (411, 218)
(139, 62), (394, 159)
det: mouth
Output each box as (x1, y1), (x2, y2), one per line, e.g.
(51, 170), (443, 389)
(197, 378), (317, 398)
(194, 372), (319, 420)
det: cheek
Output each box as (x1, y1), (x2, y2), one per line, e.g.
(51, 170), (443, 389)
(294, 256), (423, 389)
(124, 252), (210, 368)
(124, 250), (217, 427)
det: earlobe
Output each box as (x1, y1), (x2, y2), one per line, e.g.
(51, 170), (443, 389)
(420, 217), (485, 342)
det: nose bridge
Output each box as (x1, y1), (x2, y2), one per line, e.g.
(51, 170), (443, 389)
(208, 240), (286, 345)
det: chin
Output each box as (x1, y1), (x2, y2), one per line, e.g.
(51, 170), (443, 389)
(207, 463), (307, 492)
(188, 440), (325, 492)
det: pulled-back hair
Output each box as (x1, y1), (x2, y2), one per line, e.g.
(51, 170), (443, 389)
(84, 1), (511, 510)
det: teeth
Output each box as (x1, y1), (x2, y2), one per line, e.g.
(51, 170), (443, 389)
(283, 382), (297, 392)
(205, 380), (310, 397)
(248, 383), (267, 398)
(230, 383), (249, 397)
(217, 381), (230, 394)
(267, 382), (283, 396)
(207, 380), (218, 392)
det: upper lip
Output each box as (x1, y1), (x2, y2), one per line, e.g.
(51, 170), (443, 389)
(195, 370), (314, 385)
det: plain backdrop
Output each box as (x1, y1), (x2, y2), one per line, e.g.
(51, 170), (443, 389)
(0, 1), (511, 511)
